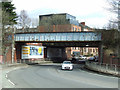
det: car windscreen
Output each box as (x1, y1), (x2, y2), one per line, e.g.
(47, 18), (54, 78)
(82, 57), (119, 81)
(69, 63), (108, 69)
(63, 62), (71, 64)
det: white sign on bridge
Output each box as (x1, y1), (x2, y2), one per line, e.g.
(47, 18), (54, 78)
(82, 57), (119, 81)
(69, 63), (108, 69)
(22, 46), (44, 59)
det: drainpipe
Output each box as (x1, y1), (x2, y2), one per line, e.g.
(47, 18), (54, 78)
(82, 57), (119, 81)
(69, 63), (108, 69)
(12, 27), (16, 63)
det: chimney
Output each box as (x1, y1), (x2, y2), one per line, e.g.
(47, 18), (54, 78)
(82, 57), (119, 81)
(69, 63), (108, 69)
(80, 22), (85, 26)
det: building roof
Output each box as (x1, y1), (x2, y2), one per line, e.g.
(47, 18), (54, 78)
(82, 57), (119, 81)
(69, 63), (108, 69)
(39, 13), (76, 18)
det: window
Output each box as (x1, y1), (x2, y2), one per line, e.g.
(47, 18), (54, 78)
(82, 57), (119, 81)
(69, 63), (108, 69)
(75, 47), (76, 50)
(72, 47), (75, 50)
(96, 49), (98, 52)
(84, 48), (86, 52)
(76, 47), (78, 50)
(75, 28), (77, 31)
(73, 27), (74, 31)
(93, 49), (95, 52)
(89, 49), (92, 52)
(78, 28), (81, 31)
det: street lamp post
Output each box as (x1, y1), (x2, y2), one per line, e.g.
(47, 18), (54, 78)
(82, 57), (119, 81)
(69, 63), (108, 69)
(118, 1), (120, 61)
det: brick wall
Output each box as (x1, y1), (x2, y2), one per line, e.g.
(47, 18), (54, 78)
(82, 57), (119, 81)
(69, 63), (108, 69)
(6, 47), (12, 63)
(55, 24), (71, 32)
(102, 49), (119, 66)
(37, 24), (81, 32)
(66, 47), (72, 59)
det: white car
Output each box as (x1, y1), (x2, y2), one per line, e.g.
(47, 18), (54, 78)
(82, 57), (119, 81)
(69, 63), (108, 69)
(79, 55), (87, 60)
(62, 61), (73, 70)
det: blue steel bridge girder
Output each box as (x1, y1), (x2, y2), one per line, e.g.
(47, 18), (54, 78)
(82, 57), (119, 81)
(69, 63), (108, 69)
(14, 32), (102, 43)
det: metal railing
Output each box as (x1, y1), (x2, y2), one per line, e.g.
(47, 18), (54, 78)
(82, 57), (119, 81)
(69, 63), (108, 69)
(85, 61), (120, 76)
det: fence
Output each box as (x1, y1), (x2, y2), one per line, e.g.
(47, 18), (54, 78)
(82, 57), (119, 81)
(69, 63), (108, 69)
(85, 61), (120, 76)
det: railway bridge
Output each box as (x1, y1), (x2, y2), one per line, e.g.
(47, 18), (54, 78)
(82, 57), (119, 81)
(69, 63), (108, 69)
(14, 31), (102, 63)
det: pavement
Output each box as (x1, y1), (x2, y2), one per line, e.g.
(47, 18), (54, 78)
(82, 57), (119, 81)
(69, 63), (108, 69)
(0, 63), (29, 89)
(0, 65), (2, 89)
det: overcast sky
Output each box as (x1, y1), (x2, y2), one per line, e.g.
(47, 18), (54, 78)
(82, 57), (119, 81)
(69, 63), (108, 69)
(12, 0), (116, 28)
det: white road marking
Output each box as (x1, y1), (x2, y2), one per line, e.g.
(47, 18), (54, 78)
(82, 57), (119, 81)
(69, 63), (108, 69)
(8, 79), (15, 86)
(5, 73), (16, 86)
(4, 66), (29, 86)
(5, 74), (8, 79)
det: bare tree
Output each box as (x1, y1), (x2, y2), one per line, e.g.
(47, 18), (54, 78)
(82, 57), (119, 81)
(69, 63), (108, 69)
(107, 0), (120, 59)
(18, 10), (31, 29)
(107, 0), (119, 29)
(31, 18), (39, 28)
(106, 20), (118, 29)
(108, 0), (119, 13)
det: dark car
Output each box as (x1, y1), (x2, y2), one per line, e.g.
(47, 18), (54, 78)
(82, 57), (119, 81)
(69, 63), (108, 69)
(71, 57), (76, 63)
(88, 56), (98, 62)
(94, 56), (98, 62)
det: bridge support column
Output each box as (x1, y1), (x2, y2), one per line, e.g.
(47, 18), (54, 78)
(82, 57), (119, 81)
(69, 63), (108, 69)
(62, 48), (67, 60)
(15, 43), (26, 62)
(98, 44), (103, 63)
(44, 47), (47, 58)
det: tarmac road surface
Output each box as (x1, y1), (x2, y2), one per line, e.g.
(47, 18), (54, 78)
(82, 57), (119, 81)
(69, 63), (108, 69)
(6, 63), (118, 88)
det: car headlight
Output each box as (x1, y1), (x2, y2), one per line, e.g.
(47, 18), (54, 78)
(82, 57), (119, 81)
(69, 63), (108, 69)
(62, 65), (65, 67)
